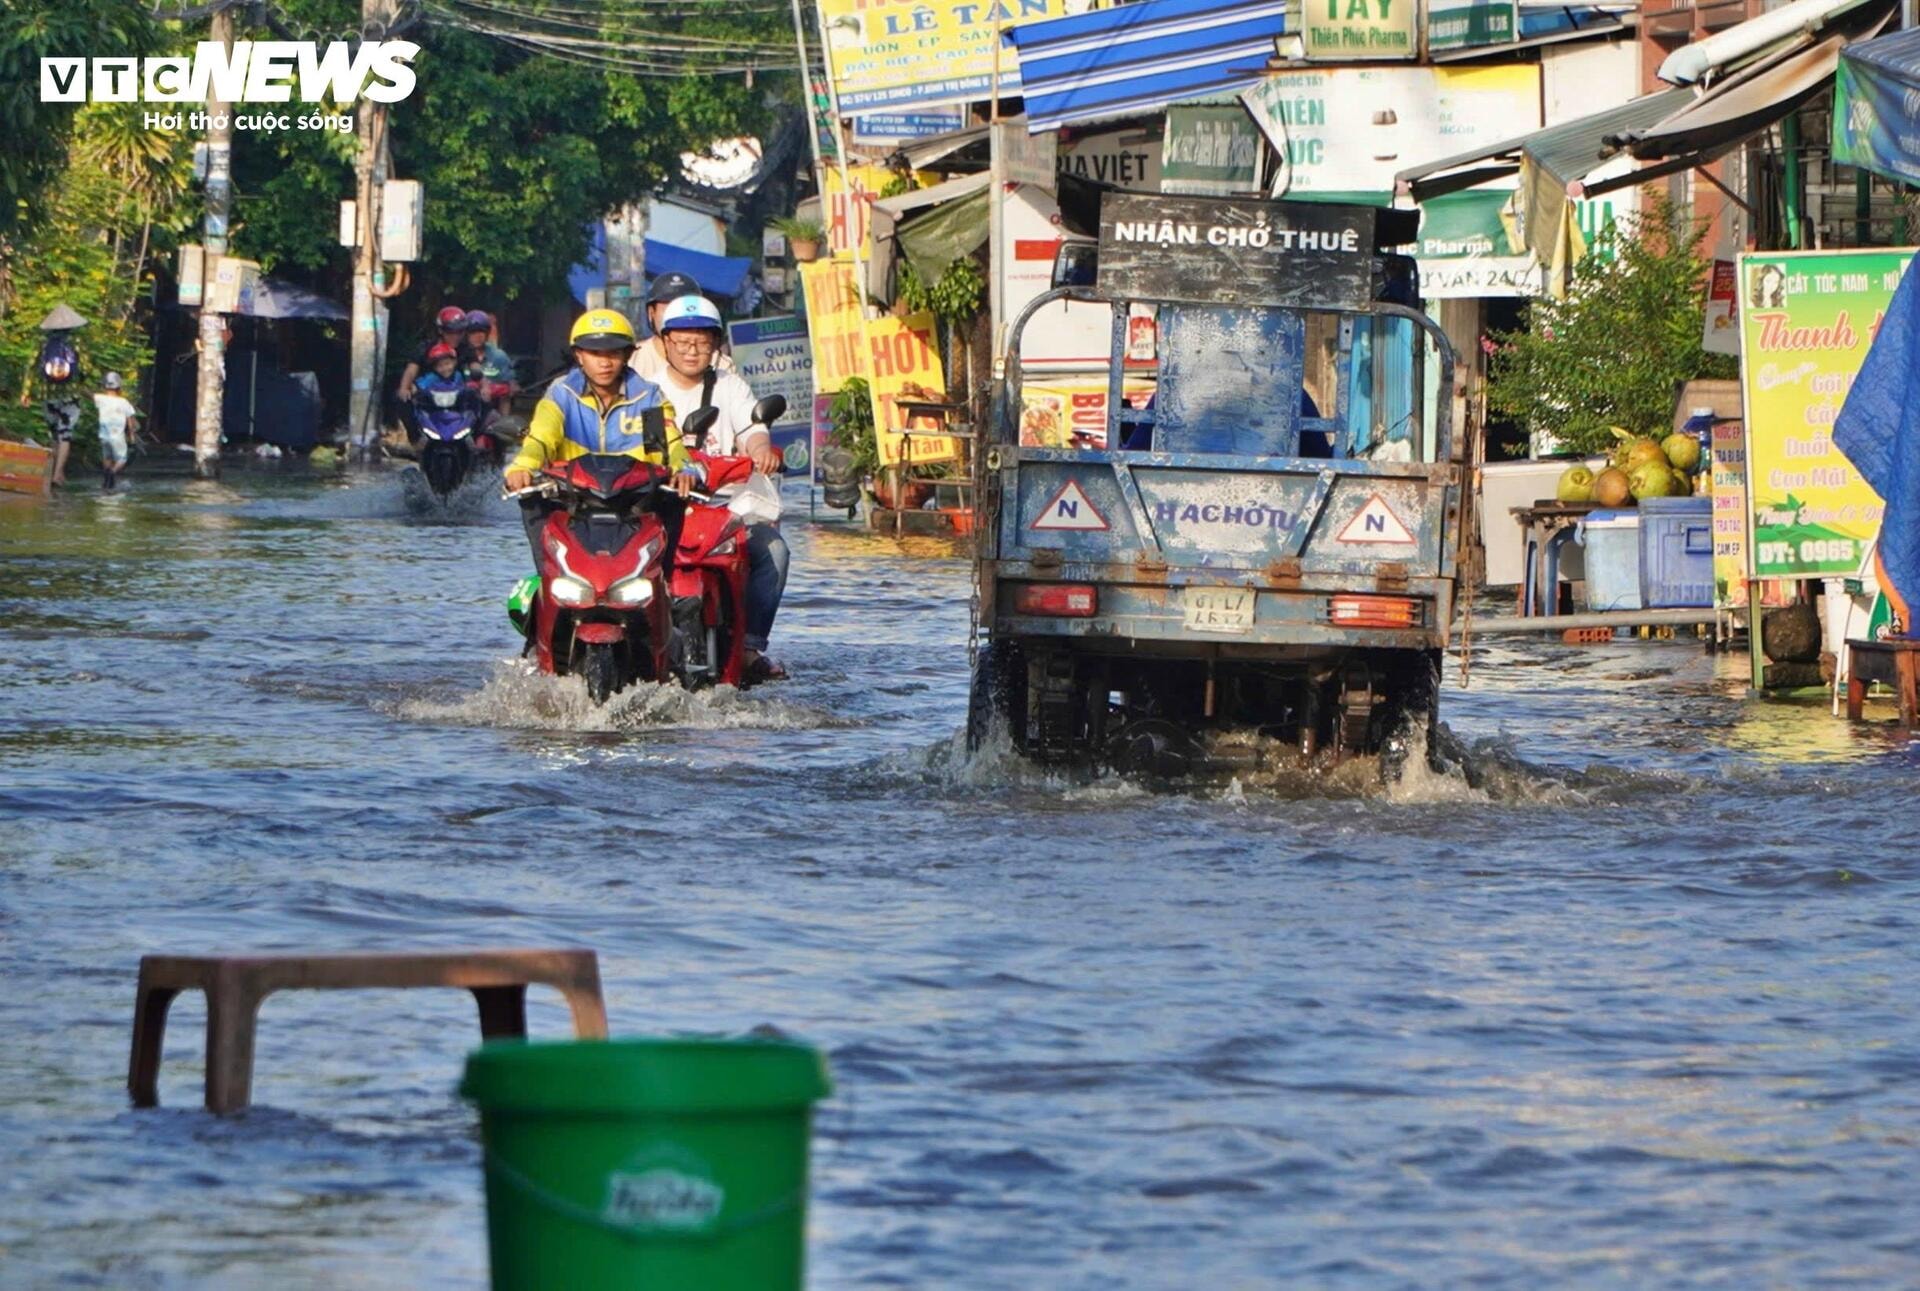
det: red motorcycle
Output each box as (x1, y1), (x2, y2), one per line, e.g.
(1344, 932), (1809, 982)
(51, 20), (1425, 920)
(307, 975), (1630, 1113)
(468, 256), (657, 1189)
(672, 397), (787, 690)
(515, 454), (677, 704)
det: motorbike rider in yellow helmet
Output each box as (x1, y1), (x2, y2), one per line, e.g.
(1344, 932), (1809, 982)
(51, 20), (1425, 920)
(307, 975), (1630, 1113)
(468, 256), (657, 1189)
(506, 309), (702, 563)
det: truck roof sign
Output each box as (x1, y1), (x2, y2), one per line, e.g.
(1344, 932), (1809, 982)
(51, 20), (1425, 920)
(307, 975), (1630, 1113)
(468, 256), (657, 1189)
(1095, 194), (1378, 312)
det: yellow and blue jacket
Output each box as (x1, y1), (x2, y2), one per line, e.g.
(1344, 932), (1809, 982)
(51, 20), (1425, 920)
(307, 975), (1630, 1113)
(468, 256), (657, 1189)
(510, 369), (693, 477)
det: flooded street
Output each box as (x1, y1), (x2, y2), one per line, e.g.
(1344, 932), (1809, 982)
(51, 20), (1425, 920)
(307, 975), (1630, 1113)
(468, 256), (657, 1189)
(4, 472), (1918, 1288)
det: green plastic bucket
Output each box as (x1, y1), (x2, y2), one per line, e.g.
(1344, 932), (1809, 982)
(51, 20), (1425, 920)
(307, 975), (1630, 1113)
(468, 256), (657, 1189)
(460, 1037), (832, 1290)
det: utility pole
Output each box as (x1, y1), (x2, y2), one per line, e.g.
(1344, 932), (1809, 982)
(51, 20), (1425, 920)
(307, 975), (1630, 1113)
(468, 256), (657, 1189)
(604, 201), (650, 331)
(192, 2), (235, 479)
(349, 0), (401, 457)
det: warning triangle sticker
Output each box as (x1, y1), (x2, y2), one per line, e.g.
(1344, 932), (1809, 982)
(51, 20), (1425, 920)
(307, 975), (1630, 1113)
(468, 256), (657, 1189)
(1031, 479), (1110, 531)
(1336, 494), (1415, 544)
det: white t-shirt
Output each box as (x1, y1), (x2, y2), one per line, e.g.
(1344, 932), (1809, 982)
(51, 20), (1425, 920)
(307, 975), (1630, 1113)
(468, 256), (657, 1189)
(93, 392), (137, 448)
(650, 365), (767, 456)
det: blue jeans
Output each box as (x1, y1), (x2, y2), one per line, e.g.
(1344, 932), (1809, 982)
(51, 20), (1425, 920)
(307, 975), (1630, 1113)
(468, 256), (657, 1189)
(745, 523), (788, 653)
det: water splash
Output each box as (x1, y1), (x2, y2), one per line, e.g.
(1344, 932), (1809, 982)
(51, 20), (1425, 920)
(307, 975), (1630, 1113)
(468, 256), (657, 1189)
(393, 659), (853, 733)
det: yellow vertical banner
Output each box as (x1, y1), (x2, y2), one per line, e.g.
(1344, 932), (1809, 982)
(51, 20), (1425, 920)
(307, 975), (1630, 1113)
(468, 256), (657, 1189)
(799, 259), (866, 394)
(865, 312), (956, 466)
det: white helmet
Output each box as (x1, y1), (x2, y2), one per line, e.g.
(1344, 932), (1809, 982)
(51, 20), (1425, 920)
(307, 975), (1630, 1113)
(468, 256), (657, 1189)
(102, 371), (123, 390)
(657, 294), (724, 335)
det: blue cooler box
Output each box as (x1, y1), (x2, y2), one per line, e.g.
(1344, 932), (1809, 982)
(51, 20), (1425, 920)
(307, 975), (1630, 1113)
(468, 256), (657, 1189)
(1638, 496), (1712, 607)
(1578, 511), (1643, 611)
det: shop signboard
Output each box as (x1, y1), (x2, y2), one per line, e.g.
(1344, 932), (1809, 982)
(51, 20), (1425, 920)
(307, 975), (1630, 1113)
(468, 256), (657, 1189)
(851, 110), (967, 144)
(1415, 188), (1542, 299)
(1242, 64), (1539, 200)
(818, 0), (1067, 112)
(1427, 0), (1517, 51)
(1737, 248), (1911, 580)
(798, 259), (865, 393)
(1161, 103), (1264, 196)
(865, 312), (959, 466)
(1056, 127), (1163, 190)
(1711, 420), (1751, 609)
(728, 315), (814, 474)
(1703, 258), (1739, 356)
(1096, 194), (1379, 313)
(812, 392), (835, 484)
(1018, 376), (1157, 450)
(1302, 0), (1417, 60)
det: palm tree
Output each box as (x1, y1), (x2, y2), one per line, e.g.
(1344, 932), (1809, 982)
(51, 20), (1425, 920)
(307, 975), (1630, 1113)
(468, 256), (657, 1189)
(72, 102), (195, 320)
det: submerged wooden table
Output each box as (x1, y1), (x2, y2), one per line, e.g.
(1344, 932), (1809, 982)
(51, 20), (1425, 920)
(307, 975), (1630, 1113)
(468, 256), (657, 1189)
(1846, 638), (1920, 727)
(128, 948), (608, 1114)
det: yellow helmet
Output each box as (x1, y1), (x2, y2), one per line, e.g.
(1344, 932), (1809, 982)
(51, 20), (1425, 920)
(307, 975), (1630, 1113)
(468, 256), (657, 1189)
(569, 308), (637, 352)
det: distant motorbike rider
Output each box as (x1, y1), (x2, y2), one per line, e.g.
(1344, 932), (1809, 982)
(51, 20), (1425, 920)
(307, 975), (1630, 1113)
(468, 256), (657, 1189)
(395, 305), (471, 442)
(504, 308), (699, 568)
(415, 342), (469, 400)
(628, 272), (734, 384)
(460, 310), (516, 415)
(654, 294), (790, 683)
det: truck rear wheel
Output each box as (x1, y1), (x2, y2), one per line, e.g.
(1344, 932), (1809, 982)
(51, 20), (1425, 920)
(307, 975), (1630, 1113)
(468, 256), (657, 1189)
(966, 640), (1026, 752)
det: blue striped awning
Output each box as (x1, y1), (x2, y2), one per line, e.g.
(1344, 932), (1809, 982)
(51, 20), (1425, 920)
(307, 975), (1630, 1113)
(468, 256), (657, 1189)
(1004, 0), (1289, 134)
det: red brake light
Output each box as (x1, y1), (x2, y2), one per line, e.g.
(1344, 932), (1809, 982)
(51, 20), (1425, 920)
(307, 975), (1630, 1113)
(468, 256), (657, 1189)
(1330, 595), (1420, 628)
(1013, 583), (1098, 617)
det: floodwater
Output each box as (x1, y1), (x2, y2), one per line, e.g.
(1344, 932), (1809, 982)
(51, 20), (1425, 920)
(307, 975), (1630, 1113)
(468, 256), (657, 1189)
(3, 470), (1918, 1289)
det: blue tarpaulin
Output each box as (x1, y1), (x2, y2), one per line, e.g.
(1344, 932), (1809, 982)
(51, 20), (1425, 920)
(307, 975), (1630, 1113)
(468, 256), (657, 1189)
(1004, 0), (1289, 133)
(1833, 27), (1920, 185)
(1834, 251), (1920, 634)
(566, 223), (754, 306)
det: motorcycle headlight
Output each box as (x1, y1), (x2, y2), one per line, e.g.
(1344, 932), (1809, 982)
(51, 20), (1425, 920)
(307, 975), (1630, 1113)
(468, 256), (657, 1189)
(549, 575), (594, 608)
(711, 536), (737, 557)
(454, 427), (473, 440)
(607, 576), (654, 607)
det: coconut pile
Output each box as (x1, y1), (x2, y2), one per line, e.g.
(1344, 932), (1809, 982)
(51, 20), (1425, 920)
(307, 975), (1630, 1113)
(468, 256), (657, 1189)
(1554, 429), (1705, 507)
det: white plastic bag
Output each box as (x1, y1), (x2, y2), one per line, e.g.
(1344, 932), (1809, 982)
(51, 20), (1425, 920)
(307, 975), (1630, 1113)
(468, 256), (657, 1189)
(723, 471), (783, 525)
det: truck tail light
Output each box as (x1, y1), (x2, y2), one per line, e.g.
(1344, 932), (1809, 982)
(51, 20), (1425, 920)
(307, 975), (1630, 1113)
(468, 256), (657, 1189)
(1329, 594), (1420, 629)
(1013, 583), (1098, 617)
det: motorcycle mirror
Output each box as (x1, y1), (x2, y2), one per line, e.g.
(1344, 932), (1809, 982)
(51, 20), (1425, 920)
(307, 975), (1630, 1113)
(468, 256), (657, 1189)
(682, 406), (720, 448)
(751, 395), (788, 427)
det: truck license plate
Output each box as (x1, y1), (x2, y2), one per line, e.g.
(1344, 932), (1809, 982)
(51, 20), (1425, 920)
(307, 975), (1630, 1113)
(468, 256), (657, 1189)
(1182, 587), (1254, 634)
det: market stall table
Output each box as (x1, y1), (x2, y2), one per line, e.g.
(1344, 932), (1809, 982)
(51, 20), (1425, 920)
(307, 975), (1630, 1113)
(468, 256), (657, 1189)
(1511, 501), (1600, 617)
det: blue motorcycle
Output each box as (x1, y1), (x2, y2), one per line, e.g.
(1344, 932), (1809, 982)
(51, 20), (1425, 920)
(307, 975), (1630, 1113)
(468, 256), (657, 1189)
(410, 385), (499, 501)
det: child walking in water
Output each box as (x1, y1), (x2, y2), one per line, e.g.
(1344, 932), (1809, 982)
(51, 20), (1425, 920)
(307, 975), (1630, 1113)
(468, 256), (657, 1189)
(92, 372), (139, 492)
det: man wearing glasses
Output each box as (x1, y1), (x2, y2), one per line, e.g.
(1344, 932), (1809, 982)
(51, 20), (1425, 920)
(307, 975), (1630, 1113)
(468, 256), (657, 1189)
(654, 294), (791, 683)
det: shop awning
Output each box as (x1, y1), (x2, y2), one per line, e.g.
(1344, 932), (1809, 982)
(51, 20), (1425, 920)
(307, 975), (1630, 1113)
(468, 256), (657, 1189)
(891, 123), (991, 173)
(1003, 0), (1289, 134)
(1396, 89), (1690, 203)
(1834, 26), (1920, 185)
(566, 225), (754, 306)
(865, 172), (992, 305)
(1656, 0), (1888, 85)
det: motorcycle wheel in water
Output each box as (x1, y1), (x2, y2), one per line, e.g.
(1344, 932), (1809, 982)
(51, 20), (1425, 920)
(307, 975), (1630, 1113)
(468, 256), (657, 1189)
(583, 641), (621, 706)
(418, 439), (472, 501)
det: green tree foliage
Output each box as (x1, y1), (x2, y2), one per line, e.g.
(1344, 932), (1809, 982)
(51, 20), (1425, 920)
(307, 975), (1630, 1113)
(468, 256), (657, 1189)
(0, 104), (195, 449)
(1486, 195), (1737, 457)
(225, 6), (782, 355)
(0, 0), (154, 245)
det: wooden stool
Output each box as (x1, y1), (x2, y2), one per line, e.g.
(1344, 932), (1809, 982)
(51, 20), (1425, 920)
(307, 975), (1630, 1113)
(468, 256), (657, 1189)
(1846, 638), (1920, 728)
(129, 948), (608, 1114)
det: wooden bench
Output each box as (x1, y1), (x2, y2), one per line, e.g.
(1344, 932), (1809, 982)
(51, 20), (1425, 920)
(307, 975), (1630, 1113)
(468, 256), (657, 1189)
(129, 948), (608, 1114)
(1846, 638), (1920, 728)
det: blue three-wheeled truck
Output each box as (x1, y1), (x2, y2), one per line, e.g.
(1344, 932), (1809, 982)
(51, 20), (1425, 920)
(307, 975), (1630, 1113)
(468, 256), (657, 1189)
(969, 195), (1465, 778)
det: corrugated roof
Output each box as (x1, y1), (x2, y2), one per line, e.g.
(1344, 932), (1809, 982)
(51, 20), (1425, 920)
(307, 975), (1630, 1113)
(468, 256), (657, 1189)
(1003, 0), (1288, 133)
